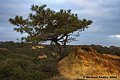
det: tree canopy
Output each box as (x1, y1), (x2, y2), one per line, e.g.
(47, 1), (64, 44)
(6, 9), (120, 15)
(9, 4), (93, 57)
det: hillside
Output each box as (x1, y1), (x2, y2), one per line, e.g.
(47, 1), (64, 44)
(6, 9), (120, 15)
(58, 46), (120, 80)
(0, 42), (120, 80)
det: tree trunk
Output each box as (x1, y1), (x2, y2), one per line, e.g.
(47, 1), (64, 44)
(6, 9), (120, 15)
(63, 35), (68, 48)
(54, 41), (62, 59)
(50, 40), (53, 50)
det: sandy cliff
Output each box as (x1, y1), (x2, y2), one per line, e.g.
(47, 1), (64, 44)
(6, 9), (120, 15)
(58, 46), (120, 80)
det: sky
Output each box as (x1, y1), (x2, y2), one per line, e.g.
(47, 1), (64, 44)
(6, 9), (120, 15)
(0, 0), (120, 47)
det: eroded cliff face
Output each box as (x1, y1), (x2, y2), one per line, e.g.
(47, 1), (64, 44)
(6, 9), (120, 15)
(58, 46), (120, 80)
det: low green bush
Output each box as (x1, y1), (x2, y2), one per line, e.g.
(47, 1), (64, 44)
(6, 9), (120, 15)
(0, 60), (46, 80)
(39, 58), (59, 78)
(0, 50), (10, 56)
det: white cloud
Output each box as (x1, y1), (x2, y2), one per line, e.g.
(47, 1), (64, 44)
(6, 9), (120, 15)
(109, 35), (120, 38)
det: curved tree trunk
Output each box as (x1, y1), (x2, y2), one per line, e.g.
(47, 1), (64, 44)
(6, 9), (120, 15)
(63, 35), (68, 48)
(50, 40), (54, 50)
(54, 41), (62, 59)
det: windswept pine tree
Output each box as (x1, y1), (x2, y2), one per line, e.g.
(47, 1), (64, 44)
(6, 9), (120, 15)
(9, 4), (93, 58)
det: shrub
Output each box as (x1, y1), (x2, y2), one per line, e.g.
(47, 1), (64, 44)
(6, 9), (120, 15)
(39, 58), (59, 78)
(0, 50), (10, 56)
(0, 60), (46, 80)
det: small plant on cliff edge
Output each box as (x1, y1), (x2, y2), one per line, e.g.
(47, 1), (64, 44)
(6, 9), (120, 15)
(9, 4), (93, 59)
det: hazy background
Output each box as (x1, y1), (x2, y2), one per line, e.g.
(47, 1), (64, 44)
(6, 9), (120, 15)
(0, 0), (120, 47)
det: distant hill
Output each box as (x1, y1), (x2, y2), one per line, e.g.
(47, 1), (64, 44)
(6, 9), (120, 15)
(89, 45), (120, 56)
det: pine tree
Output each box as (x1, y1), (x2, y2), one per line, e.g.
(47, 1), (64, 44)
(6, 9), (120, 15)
(9, 4), (93, 58)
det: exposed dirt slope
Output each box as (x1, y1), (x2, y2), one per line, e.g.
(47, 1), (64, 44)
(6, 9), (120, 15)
(58, 46), (120, 80)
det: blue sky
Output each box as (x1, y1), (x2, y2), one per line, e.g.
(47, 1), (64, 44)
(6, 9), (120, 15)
(0, 0), (120, 47)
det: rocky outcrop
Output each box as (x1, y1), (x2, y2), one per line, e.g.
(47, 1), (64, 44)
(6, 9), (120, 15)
(58, 46), (120, 80)
(32, 45), (44, 49)
(0, 48), (8, 50)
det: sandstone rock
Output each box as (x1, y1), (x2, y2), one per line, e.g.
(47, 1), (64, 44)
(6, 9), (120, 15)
(0, 48), (8, 50)
(38, 54), (47, 59)
(32, 45), (44, 49)
(58, 46), (120, 80)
